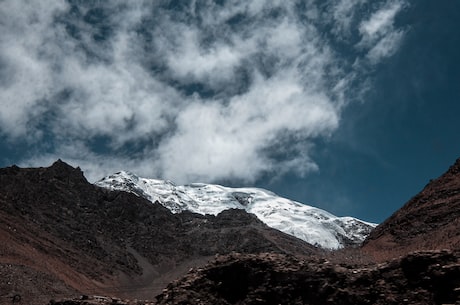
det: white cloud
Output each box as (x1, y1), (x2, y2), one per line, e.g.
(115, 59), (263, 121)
(366, 30), (405, 64)
(0, 0), (408, 183)
(55, 58), (180, 144)
(160, 24), (248, 88)
(331, 0), (367, 37)
(359, 2), (402, 40)
(156, 72), (339, 183)
(0, 0), (68, 138)
(357, 1), (407, 63)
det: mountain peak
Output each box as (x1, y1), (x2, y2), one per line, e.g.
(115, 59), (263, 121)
(45, 159), (87, 184)
(49, 159), (78, 171)
(96, 172), (377, 249)
(447, 157), (460, 175)
(0, 159), (88, 187)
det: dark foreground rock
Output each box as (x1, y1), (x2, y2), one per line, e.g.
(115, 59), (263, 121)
(154, 250), (460, 305)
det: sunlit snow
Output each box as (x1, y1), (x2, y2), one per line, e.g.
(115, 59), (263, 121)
(96, 171), (377, 249)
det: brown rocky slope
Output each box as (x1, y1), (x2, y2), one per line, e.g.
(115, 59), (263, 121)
(363, 157), (460, 260)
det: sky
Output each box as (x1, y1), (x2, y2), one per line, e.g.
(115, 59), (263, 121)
(0, 0), (459, 223)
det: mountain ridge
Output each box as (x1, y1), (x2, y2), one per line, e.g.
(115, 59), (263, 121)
(95, 171), (376, 249)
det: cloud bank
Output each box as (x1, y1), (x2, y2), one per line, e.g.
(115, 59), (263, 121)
(0, 0), (407, 183)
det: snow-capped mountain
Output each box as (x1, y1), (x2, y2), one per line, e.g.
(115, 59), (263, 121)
(96, 171), (377, 249)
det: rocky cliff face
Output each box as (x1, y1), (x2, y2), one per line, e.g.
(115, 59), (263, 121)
(363, 158), (460, 260)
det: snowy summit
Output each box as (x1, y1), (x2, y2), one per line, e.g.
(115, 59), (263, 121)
(96, 171), (377, 249)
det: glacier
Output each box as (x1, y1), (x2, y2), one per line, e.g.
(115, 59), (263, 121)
(95, 171), (377, 249)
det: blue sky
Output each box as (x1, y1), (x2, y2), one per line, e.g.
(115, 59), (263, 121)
(1, 0), (459, 223)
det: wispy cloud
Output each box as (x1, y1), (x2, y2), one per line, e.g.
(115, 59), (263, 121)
(359, 2), (402, 39)
(330, 0), (367, 37)
(366, 30), (405, 64)
(0, 0), (408, 183)
(357, 1), (407, 63)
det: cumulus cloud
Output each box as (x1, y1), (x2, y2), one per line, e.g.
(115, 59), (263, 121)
(0, 0), (408, 183)
(157, 72), (338, 183)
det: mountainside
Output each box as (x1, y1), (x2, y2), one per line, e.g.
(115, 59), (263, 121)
(363, 157), (460, 261)
(96, 171), (376, 249)
(0, 161), (317, 304)
(3, 158), (460, 305)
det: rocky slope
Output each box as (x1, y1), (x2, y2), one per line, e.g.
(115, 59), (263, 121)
(96, 171), (376, 249)
(0, 161), (317, 304)
(363, 157), (460, 260)
(154, 250), (460, 305)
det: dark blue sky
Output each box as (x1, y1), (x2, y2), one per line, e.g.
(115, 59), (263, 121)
(260, 1), (460, 222)
(0, 0), (459, 223)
